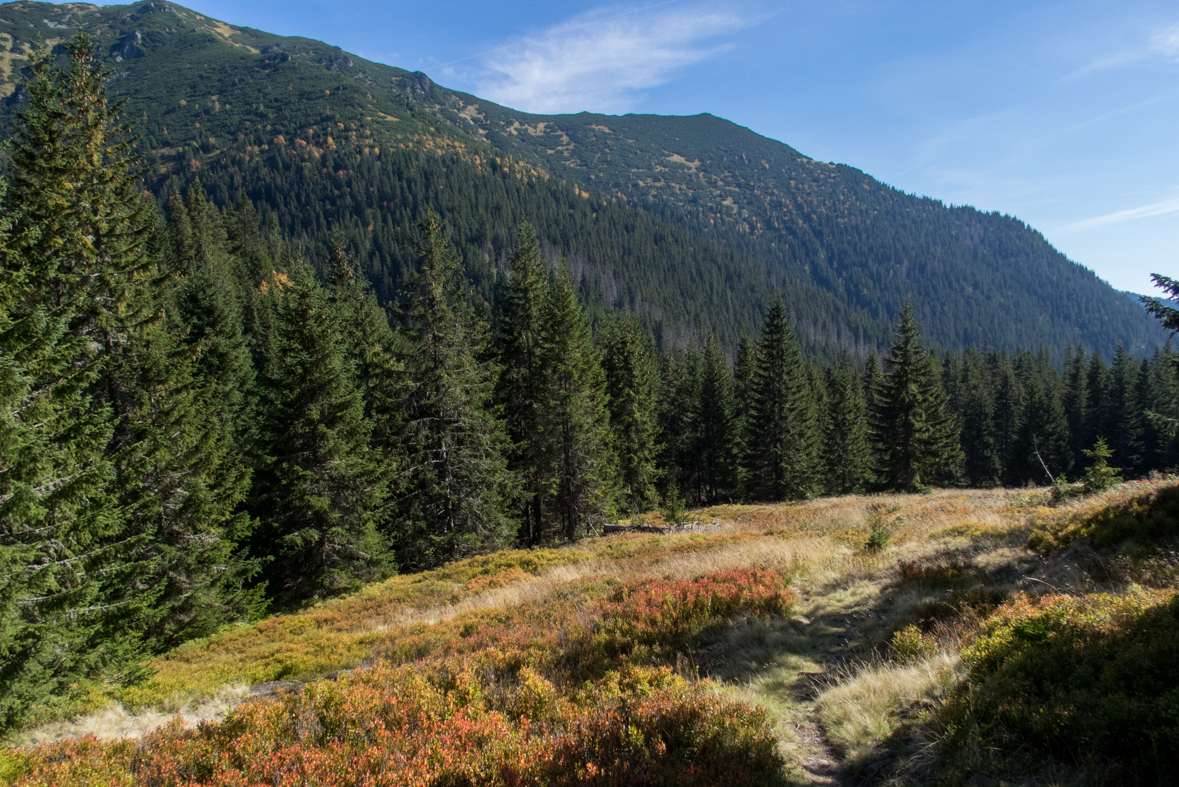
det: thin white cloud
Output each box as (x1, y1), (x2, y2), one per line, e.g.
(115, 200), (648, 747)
(1152, 23), (1179, 57)
(1065, 195), (1179, 231)
(1068, 21), (1179, 79)
(469, 3), (754, 114)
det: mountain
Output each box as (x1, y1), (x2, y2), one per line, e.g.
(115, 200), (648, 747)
(0, 0), (1163, 357)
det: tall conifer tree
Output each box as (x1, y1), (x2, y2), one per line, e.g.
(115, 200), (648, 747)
(250, 262), (390, 604)
(822, 351), (873, 495)
(1062, 345), (1091, 471)
(395, 212), (514, 567)
(1, 34), (161, 723)
(599, 318), (660, 514)
(541, 264), (617, 540)
(494, 222), (551, 543)
(958, 348), (1001, 487)
(870, 303), (962, 491)
(1106, 345), (1145, 475)
(746, 299), (819, 501)
(693, 335), (741, 502)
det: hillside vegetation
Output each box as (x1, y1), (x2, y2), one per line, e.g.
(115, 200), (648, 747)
(0, 0), (1162, 356)
(7, 480), (1179, 786)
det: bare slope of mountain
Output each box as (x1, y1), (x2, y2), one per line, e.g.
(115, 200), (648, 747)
(0, 0), (1162, 356)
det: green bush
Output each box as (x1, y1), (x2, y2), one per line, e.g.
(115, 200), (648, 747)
(890, 624), (937, 663)
(939, 589), (1179, 780)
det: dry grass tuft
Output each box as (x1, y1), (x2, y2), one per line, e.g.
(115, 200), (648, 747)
(816, 653), (961, 766)
(20, 685), (249, 745)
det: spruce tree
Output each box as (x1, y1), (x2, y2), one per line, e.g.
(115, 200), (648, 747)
(1106, 345), (1145, 475)
(992, 355), (1024, 487)
(870, 303), (962, 491)
(395, 212), (514, 568)
(746, 299), (819, 501)
(1062, 345), (1091, 471)
(732, 334), (758, 482)
(0, 36), (160, 726)
(958, 348), (1001, 487)
(599, 318), (660, 515)
(250, 261), (391, 604)
(1013, 363), (1070, 485)
(323, 229), (404, 476)
(657, 349), (701, 499)
(694, 335), (741, 502)
(1086, 352), (1111, 449)
(541, 263), (617, 540)
(1144, 344), (1179, 468)
(0, 180), (138, 729)
(494, 222), (551, 543)
(822, 351), (873, 495)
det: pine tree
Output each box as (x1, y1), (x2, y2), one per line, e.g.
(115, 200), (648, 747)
(732, 334), (758, 493)
(0, 180), (140, 729)
(958, 348), (1000, 487)
(0, 36), (160, 727)
(1144, 344), (1179, 468)
(992, 356), (1024, 487)
(746, 299), (819, 501)
(323, 229), (404, 479)
(870, 303), (962, 491)
(657, 350), (701, 499)
(250, 261), (391, 604)
(1062, 345), (1091, 471)
(1013, 362), (1070, 485)
(862, 349), (883, 420)
(1106, 345), (1145, 476)
(694, 335), (741, 502)
(822, 351), (873, 495)
(1086, 352), (1111, 449)
(395, 212), (514, 568)
(494, 222), (551, 543)
(599, 318), (660, 515)
(541, 263), (616, 540)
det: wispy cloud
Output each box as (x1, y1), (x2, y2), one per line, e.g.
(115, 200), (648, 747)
(1068, 21), (1179, 79)
(465, 3), (755, 114)
(1064, 195), (1179, 231)
(1152, 23), (1179, 57)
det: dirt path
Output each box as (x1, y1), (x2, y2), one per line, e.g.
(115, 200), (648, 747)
(796, 709), (845, 786)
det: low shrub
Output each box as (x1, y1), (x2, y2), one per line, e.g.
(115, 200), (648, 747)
(11, 566), (798, 786)
(890, 625), (938, 663)
(896, 559), (975, 588)
(14, 663), (788, 787)
(938, 589), (1179, 780)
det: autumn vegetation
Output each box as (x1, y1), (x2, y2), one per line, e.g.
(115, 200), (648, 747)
(5, 26), (1179, 787)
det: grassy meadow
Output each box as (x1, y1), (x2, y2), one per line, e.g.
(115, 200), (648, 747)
(5, 479), (1179, 786)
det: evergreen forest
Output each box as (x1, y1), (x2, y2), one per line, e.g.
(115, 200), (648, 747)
(0, 1), (1163, 361)
(2, 35), (1179, 737)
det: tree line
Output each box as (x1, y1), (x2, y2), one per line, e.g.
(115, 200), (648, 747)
(1, 35), (1176, 733)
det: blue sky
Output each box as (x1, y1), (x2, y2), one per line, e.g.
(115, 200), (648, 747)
(102, 0), (1178, 294)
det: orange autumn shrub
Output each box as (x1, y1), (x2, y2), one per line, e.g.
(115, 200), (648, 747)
(10, 567), (798, 786)
(15, 664), (785, 786)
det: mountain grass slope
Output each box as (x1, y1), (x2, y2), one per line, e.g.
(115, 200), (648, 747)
(0, 0), (1163, 356)
(7, 480), (1179, 786)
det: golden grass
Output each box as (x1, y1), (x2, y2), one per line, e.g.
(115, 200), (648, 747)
(816, 653), (961, 766)
(20, 685), (249, 745)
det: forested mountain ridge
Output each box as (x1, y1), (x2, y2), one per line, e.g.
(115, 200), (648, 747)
(0, 0), (1164, 357)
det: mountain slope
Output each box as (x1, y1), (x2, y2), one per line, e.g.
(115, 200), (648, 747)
(0, 1), (1162, 357)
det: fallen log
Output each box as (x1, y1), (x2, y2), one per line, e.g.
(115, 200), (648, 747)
(603, 523), (670, 535)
